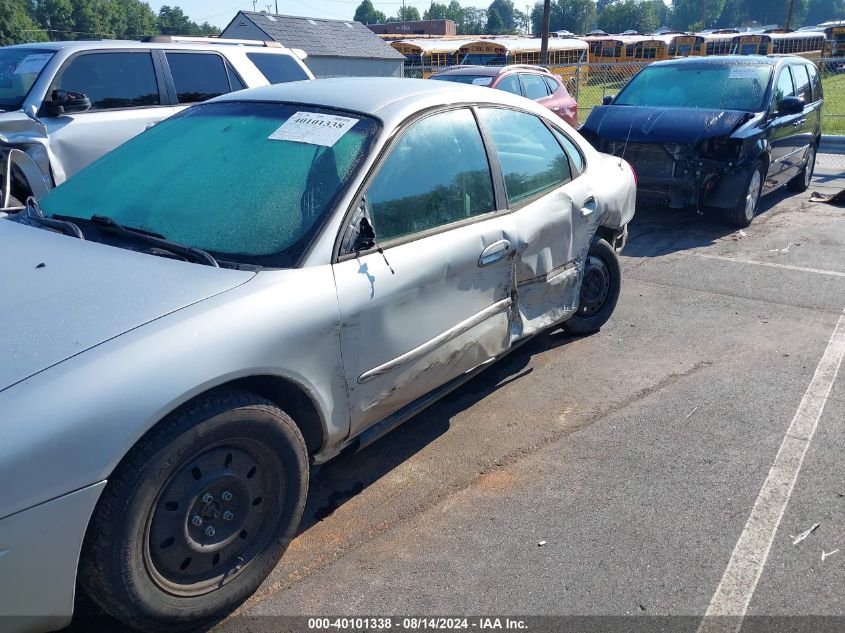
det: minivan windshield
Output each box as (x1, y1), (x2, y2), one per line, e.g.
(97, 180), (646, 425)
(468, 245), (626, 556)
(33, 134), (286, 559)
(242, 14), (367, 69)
(0, 48), (54, 111)
(614, 63), (773, 111)
(41, 102), (380, 268)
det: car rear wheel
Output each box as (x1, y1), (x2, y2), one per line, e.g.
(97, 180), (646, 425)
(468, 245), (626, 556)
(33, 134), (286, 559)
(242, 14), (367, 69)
(724, 160), (764, 228)
(787, 145), (816, 192)
(79, 390), (309, 633)
(562, 238), (621, 336)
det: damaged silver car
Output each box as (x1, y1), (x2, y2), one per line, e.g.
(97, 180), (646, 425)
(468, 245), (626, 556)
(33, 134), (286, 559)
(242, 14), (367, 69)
(0, 78), (634, 633)
(580, 56), (822, 227)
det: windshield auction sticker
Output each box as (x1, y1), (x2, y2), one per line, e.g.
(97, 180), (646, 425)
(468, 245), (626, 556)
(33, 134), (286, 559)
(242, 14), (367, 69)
(728, 66), (759, 80)
(14, 54), (52, 76)
(268, 112), (359, 147)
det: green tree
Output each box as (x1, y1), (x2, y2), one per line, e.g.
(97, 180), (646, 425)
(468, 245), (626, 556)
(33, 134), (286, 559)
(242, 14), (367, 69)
(598, 0), (658, 33)
(531, 0), (597, 35)
(388, 5), (421, 21)
(488, 0), (516, 30)
(354, 0), (386, 24)
(715, 0), (745, 28)
(745, 0), (808, 27)
(0, 0), (48, 45)
(117, 0), (157, 38)
(36, 0), (75, 39)
(804, 0), (844, 25)
(670, 0), (725, 30)
(459, 6), (487, 32)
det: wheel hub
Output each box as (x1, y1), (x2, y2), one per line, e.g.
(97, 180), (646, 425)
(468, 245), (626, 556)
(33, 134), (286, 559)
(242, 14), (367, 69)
(578, 255), (611, 317)
(145, 444), (276, 596)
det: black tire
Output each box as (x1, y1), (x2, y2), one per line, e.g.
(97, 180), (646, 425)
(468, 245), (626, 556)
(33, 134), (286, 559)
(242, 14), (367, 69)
(79, 390), (309, 633)
(562, 238), (621, 336)
(724, 160), (764, 228)
(787, 144), (816, 192)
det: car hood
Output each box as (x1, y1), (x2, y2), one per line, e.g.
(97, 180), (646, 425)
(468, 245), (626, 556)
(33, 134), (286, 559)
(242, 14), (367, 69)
(0, 109), (46, 143)
(582, 106), (751, 144)
(0, 221), (255, 392)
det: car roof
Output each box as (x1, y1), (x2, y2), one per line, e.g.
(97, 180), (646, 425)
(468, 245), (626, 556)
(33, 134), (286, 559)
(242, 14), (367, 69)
(212, 77), (552, 127)
(432, 64), (552, 78)
(2, 39), (296, 54)
(649, 54), (810, 69)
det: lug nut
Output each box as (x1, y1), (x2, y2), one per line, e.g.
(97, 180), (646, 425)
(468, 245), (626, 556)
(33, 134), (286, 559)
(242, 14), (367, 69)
(223, 511), (234, 521)
(191, 515), (203, 527)
(221, 491), (233, 501)
(202, 493), (214, 504)
(205, 526), (216, 537)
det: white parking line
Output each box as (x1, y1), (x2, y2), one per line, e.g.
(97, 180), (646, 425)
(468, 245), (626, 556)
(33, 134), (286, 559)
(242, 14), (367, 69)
(693, 253), (845, 278)
(698, 309), (845, 633)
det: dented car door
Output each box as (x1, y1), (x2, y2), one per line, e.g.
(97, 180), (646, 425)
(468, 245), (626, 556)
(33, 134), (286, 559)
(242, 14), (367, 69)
(478, 108), (596, 339)
(334, 108), (517, 437)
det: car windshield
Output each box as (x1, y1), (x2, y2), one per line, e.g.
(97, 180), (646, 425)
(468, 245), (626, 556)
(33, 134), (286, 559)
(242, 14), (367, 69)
(614, 63), (773, 111)
(0, 48), (54, 112)
(40, 101), (380, 268)
(431, 74), (493, 87)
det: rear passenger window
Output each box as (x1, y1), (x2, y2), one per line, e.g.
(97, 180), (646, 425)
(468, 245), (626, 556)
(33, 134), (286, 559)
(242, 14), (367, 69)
(520, 74), (549, 100)
(166, 53), (231, 104)
(51, 52), (160, 110)
(808, 64), (822, 100)
(367, 109), (495, 241)
(790, 65), (811, 103)
(495, 74), (522, 96)
(774, 68), (795, 110)
(247, 53), (310, 84)
(479, 108), (571, 206)
(552, 128), (584, 175)
(543, 76), (559, 94)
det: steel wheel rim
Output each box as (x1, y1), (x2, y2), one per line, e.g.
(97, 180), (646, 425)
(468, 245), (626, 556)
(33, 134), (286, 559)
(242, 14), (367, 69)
(143, 439), (283, 597)
(745, 169), (762, 219)
(578, 255), (611, 317)
(804, 148), (815, 188)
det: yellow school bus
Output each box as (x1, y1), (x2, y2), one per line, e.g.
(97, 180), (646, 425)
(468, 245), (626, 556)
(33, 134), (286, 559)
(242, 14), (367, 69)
(768, 31), (826, 59)
(390, 39), (476, 77)
(661, 33), (704, 57)
(585, 35), (670, 63)
(818, 21), (845, 58)
(697, 31), (739, 56)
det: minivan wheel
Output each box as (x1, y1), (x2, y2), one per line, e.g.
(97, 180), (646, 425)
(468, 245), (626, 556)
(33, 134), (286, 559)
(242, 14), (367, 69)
(79, 390), (309, 633)
(787, 145), (816, 192)
(724, 160), (764, 228)
(562, 238), (621, 336)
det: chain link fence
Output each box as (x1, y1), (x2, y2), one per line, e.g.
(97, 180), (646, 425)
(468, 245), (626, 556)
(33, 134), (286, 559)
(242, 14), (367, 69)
(405, 58), (845, 167)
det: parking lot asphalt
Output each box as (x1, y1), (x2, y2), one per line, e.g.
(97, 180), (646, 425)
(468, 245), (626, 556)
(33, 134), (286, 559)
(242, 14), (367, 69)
(68, 166), (845, 632)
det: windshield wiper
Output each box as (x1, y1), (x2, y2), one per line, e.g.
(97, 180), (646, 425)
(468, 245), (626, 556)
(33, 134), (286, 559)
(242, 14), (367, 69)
(55, 214), (219, 267)
(25, 198), (84, 239)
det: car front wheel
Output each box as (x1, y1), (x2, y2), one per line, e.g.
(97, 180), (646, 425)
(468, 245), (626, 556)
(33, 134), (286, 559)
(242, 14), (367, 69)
(79, 390), (309, 633)
(724, 160), (764, 228)
(562, 238), (621, 336)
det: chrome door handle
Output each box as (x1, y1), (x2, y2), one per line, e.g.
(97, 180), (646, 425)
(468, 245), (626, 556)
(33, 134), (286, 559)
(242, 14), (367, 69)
(581, 196), (598, 217)
(792, 119), (806, 127)
(478, 239), (511, 267)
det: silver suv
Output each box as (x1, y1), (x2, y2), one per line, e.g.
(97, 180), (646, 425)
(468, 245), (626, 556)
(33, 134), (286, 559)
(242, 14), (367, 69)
(0, 36), (313, 213)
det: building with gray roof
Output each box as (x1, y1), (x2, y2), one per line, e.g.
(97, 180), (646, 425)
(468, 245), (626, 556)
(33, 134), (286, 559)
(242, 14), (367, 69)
(220, 11), (405, 78)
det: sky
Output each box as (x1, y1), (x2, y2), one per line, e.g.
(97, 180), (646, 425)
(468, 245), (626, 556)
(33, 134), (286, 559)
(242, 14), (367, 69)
(147, 0), (502, 29)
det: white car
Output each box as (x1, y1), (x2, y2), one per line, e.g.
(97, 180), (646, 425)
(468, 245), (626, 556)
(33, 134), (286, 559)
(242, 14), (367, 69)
(0, 77), (635, 632)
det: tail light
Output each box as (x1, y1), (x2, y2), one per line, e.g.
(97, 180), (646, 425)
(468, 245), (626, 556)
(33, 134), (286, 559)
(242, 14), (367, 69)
(627, 160), (637, 187)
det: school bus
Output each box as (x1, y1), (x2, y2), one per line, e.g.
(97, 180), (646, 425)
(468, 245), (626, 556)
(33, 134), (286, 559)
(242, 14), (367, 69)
(390, 39), (476, 77)
(582, 35), (670, 63)
(456, 38), (589, 88)
(697, 30), (739, 56)
(729, 31), (825, 58)
(660, 33), (704, 57)
(817, 20), (845, 58)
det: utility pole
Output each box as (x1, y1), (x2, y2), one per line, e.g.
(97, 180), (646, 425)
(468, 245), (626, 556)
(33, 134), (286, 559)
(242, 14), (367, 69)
(785, 0), (794, 30)
(540, 0), (550, 64)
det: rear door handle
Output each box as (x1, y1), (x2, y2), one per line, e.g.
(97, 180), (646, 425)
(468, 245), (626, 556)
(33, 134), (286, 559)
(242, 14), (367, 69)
(792, 119), (806, 127)
(478, 239), (511, 267)
(581, 196), (598, 217)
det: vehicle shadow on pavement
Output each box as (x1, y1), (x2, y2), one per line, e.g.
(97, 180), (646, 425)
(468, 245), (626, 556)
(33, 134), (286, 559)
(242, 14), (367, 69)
(297, 327), (581, 534)
(623, 189), (792, 259)
(64, 328), (583, 633)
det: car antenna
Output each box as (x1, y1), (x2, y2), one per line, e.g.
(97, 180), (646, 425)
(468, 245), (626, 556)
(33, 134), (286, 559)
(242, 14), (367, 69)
(620, 116), (635, 166)
(360, 215), (395, 274)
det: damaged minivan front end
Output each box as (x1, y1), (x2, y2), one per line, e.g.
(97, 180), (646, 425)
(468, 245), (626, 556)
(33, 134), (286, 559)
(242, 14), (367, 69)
(581, 105), (763, 211)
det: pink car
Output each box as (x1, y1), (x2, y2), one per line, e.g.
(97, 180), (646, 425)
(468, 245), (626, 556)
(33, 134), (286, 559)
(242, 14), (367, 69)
(430, 64), (579, 127)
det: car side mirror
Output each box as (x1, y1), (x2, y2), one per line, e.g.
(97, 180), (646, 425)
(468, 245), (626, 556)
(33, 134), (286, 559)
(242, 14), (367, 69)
(778, 96), (803, 116)
(602, 95), (615, 105)
(47, 89), (91, 116)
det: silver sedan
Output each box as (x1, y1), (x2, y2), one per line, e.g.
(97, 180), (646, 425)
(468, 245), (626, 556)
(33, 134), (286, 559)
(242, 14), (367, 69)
(0, 77), (635, 632)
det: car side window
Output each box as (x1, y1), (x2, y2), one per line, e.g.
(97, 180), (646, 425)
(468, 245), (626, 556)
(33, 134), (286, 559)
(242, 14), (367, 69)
(543, 76), (559, 94)
(773, 67), (795, 111)
(51, 52), (160, 110)
(808, 64), (822, 101)
(495, 74), (522, 96)
(366, 109), (495, 242)
(479, 108), (572, 206)
(552, 128), (584, 175)
(246, 53), (310, 83)
(521, 74), (549, 100)
(226, 63), (246, 91)
(166, 52), (231, 104)
(790, 65), (811, 103)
